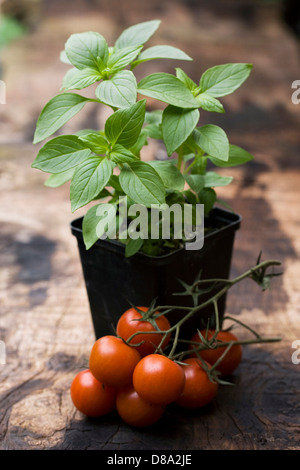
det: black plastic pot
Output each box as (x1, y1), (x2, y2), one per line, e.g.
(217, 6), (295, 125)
(71, 207), (241, 340)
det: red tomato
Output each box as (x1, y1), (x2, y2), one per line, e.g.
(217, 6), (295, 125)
(189, 329), (242, 376)
(116, 384), (165, 428)
(116, 306), (171, 357)
(133, 354), (185, 405)
(176, 358), (219, 409)
(70, 369), (117, 418)
(89, 335), (141, 388)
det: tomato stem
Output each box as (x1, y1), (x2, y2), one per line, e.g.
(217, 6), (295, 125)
(124, 258), (282, 362)
(175, 336), (282, 360)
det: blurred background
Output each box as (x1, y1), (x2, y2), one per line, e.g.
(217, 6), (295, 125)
(0, 0), (299, 150)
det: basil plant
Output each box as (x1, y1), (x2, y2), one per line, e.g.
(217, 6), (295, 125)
(32, 20), (253, 257)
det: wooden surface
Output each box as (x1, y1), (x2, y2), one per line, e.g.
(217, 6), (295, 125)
(0, 1), (300, 450)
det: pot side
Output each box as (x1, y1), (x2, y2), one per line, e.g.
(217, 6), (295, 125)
(71, 207), (241, 340)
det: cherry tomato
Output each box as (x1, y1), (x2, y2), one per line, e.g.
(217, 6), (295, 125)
(116, 384), (165, 428)
(116, 306), (171, 357)
(89, 335), (141, 388)
(70, 369), (117, 418)
(189, 329), (242, 376)
(176, 358), (219, 409)
(133, 354), (185, 405)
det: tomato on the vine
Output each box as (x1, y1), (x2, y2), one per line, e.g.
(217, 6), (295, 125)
(116, 306), (171, 357)
(89, 335), (141, 388)
(189, 329), (243, 376)
(116, 384), (165, 428)
(176, 358), (219, 409)
(70, 369), (117, 418)
(133, 354), (185, 405)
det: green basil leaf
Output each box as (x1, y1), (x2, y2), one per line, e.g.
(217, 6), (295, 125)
(105, 100), (146, 148)
(195, 93), (224, 113)
(129, 129), (149, 156)
(144, 110), (163, 125)
(107, 46), (142, 72)
(199, 63), (252, 97)
(61, 67), (102, 91)
(33, 93), (91, 144)
(70, 156), (115, 211)
(185, 174), (204, 193)
(190, 155), (208, 175)
(183, 189), (198, 205)
(132, 45), (192, 67)
(162, 105), (200, 155)
(137, 73), (200, 108)
(119, 161), (165, 206)
(96, 70), (137, 109)
(108, 174), (123, 193)
(203, 171), (233, 188)
(144, 111), (163, 139)
(79, 133), (109, 154)
(45, 168), (74, 187)
(32, 135), (91, 173)
(175, 68), (197, 91)
(93, 188), (111, 201)
(115, 20), (161, 49)
(60, 50), (71, 64)
(110, 144), (139, 163)
(65, 32), (109, 70)
(82, 204), (102, 249)
(125, 237), (144, 257)
(143, 123), (162, 140)
(195, 125), (229, 161)
(180, 134), (199, 156)
(208, 144), (254, 167)
(75, 129), (101, 137)
(166, 189), (185, 206)
(199, 188), (217, 214)
(148, 160), (185, 190)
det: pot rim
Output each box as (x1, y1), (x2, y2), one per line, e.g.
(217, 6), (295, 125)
(70, 206), (242, 262)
